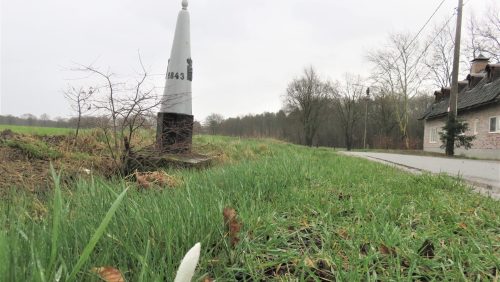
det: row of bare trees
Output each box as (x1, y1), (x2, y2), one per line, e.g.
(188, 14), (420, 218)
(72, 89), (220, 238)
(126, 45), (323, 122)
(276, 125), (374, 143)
(207, 88), (430, 150)
(280, 67), (430, 150)
(203, 66), (430, 150)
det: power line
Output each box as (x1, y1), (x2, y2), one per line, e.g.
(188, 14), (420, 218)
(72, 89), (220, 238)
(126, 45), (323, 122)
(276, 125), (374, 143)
(383, 0), (448, 71)
(414, 0), (473, 86)
(417, 0), (472, 60)
(374, 0), (468, 94)
(406, 0), (447, 51)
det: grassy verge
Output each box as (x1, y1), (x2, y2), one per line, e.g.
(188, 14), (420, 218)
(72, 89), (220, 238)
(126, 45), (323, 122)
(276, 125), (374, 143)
(2, 139), (63, 160)
(0, 136), (498, 281)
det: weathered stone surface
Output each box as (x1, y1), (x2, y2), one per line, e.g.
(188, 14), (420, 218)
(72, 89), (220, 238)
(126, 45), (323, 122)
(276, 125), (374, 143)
(156, 112), (194, 153)
(122, 145), (213, 175)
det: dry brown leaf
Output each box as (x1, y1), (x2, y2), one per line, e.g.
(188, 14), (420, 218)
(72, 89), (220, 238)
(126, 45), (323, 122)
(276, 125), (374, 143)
(458, 222), (467, 229)
(379, 244), (397, 256)
(223, 207), (242, 247)
(92, 267), (125, 282)
(299, 219), (310, 228)
(304, 257), (315, 268)
(339, 252), (350, 270)
(134, 171), (181, 189)
(337, 228), (349, 240)
(136, 175), (150, 189)
(202, 276), (215, 282)
(223, 207), (237, 223)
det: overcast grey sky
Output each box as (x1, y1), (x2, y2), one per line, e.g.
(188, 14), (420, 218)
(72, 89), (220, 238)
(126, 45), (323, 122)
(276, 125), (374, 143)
(0, 0), (493, 121)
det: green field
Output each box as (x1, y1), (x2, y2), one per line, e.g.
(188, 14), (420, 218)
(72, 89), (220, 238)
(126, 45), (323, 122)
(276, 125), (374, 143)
(0, 125), (76, 135)
(0, 135), (499, 281)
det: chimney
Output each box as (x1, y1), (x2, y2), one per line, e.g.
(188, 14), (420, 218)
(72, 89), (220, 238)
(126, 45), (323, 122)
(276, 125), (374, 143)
(441, 87), (451, 99)
(467, 73), (486, 88)
(470, 54), (490, 74)
(434, 90), (443, 102)
(485, 64), (500, 82)
(458, 80), (468, 93)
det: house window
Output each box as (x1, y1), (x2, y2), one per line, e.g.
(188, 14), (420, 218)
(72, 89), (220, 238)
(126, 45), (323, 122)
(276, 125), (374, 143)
(490, 116), (500, 133)
(430, 127), (438, 143)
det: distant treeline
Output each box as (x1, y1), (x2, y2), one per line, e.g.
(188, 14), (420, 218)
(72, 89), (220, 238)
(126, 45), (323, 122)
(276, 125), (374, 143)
(0, 114), (158, 131)
(0, 113), (202, 134)
(0, 114), (76, 128)
(205, 94), (433, 150)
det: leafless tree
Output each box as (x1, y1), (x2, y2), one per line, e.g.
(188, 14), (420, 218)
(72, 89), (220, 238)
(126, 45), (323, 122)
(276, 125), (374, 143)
(465, 5), (500, 63)
(332, 74), (364, 151)
(40, 113), (50, 121)
(72, 64), (121, 151)
(367, 33), (428, 149)
(425, 21), (456, 88)
(465, 16), (482, 65)
(205, 113), (224, 135)
(370, 89), (398, 149)
(40, 113), (51, 127)
(284, 67), (332, 146)
(21, 113), (37, 126)
(117, 56), (161, 144)
(70, 53), (163, 171)
(64, 86), (93, 139)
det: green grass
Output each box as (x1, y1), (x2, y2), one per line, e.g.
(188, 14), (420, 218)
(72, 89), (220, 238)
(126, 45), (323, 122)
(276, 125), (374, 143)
(0, 136), (498, 281)
(2, 139), (63, 160)
(0, 125), (75, 136)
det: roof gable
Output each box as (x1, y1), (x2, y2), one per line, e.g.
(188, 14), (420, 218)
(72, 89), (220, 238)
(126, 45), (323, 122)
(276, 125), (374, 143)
(420, 76), (500, 120)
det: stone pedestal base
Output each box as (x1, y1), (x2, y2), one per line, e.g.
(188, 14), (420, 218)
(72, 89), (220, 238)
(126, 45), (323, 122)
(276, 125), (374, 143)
(156, 112), (194, 153)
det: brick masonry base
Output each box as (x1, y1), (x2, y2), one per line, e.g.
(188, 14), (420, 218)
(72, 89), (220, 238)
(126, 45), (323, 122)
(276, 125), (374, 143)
(156, 112), (194, 153)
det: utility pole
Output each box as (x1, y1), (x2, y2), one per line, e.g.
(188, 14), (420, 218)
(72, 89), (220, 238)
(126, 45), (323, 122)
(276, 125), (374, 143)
(446, 0), (463, 156)
(363, 87), (370, 149)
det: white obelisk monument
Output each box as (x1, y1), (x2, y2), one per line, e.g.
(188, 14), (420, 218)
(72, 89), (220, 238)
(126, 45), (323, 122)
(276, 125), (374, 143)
(157, 0), (194, 153)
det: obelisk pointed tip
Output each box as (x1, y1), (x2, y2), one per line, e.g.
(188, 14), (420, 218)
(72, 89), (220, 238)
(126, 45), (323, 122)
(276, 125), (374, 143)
(182, 0), (188, 10)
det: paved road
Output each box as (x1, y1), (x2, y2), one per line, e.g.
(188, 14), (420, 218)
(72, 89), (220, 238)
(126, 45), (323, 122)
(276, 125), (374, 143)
(342, 152), (500, 199)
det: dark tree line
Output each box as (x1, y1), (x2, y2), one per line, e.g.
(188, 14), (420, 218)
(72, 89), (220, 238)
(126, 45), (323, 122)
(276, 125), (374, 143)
(0, 114), (76, 128)
(204, 91), (432, 150)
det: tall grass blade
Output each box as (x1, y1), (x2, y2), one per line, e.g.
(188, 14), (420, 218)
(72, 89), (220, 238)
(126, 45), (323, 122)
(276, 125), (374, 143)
(67, 187), (129, 282)
(48, 165), (62, 276)
(0, 231), (8, 279)
(138, 239), (150, 282)
(30, 228), (46, 282)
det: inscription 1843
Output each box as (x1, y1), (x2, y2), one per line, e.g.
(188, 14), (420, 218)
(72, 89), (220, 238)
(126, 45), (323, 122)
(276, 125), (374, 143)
(166, 58), (193, 82)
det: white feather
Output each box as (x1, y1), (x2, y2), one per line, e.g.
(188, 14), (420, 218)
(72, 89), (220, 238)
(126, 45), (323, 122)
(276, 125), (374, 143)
(174, 242), (201, 282)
